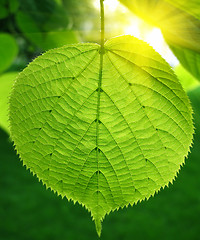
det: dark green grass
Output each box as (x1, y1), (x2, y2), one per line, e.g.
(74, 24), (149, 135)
(1, 87), (200, 240)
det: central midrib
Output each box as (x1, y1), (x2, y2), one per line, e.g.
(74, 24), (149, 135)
(94, 0), (105, 235)
(95, 48), (104, 194)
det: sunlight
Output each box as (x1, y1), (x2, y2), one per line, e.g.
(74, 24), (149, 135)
(145, 28), (179, 66)
(93, 0), (100, 9)
(124, 19), (141, 38)
(124, 20), (179, 66)
(93, 0), (119, 12)
(104, 0), (120, 12)
(93, 0), (179, 66)
(145, 28), (164, 52)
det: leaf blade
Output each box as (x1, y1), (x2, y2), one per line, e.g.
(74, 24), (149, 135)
(9, 36), (194, 234)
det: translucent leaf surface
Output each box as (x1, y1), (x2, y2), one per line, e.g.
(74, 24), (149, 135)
(9, 36), (193, 236)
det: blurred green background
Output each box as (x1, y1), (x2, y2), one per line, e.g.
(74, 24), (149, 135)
(0, 0), (200, 239)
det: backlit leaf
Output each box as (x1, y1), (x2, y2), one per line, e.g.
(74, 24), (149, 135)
(9, 36), (193, 236)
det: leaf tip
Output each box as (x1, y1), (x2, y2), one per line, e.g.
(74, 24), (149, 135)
(95, 219), (102, 238)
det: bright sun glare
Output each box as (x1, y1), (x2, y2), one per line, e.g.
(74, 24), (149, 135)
(93, 0), (179, 67)
(94, 0), (120, 12)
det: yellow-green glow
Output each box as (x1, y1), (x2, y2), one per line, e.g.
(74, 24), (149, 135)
(125, 23), (179, 66)
(124, 18), (141, 38)
(93, 0), (179, 66)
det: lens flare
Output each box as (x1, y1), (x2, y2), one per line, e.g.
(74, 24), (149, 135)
(93, 0), (179, 66)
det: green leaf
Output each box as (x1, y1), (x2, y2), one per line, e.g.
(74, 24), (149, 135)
(16, 11), (45, 47)
(0, 72), (18, 132)
(43, 6), (70, 31)
(1, 86), (200, 239)
(170, 44), (200, 81)
(119, 0), (200, 80)
(9, 36), (193, 236)
(0, 33), (18, 73)
(0, 0), (19, 18)
(188, 86), (200, 131)
(16, 11), (78, 51)
(41, 31), (78, 51)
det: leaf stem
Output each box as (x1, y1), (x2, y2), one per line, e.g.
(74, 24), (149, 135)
(100, 0), (105, 50)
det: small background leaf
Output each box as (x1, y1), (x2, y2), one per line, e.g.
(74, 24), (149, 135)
(170, 44), (200, 81)
(16, 6), (78, 51)
(0, 34), (18, 73)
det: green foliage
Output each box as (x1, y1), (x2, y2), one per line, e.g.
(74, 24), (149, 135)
(14, 0), (84, 52)
(0, 72), (18, 132)
(16, 11), (43, 46)
(9, 35), (193, 235)
(0, 33), (18, 73)
(19, 0), (56, 24)
(0, 0), (19, 19)
(16, 11), (78, 51)
(9, 0), (20, 13)
(170, 44), (200, 81)
(188, 86), (200, 131)
(119, 0), (200, 80)
(0, 0), (9, 20)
